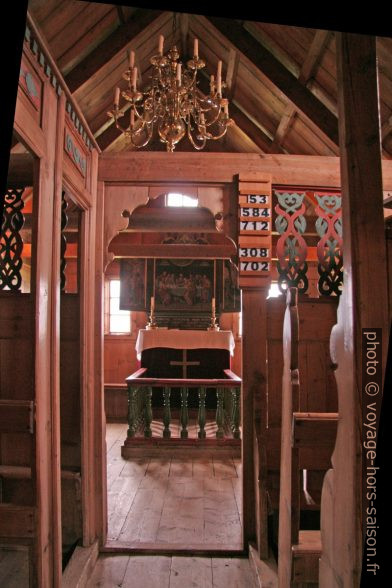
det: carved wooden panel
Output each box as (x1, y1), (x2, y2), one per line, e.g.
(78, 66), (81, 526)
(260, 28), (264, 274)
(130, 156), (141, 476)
(315, 192), (343, 296)
(0, 188), (25, 291)
(64, 120), (88, 183)
(274, 190), (308, 294)
(19, 54), (42, 122)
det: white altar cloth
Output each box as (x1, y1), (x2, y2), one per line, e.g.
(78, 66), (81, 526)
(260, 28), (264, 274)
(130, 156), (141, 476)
(135, 329), (235, 360)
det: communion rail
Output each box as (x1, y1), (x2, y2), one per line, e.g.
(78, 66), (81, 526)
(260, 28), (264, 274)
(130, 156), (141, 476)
(124, 368), (241, 442)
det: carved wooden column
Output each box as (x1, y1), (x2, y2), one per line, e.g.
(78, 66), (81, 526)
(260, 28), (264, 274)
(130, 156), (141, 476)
(320, 34), (389, 587)
(238, 173), (272, 557)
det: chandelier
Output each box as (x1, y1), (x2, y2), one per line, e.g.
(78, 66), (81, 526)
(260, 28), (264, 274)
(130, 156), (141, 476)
(108, 22), (234, 152)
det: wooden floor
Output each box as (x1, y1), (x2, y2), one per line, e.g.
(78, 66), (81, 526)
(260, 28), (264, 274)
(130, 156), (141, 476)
(0, 546), (29, 587)
(106, 423), (243, 549)
(87, 553), (257, 587)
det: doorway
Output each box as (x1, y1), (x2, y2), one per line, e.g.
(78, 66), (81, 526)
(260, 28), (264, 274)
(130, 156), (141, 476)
(102, 189), (243, 550)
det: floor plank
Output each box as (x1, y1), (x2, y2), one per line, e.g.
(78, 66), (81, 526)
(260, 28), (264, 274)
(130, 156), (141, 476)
(86, 554), (257, 587)
(86, 553), (130, 587)
(211, 557), (257, 587)
(169, 556), (213, 588)
(0, 547), (29, 588)
(121, 555), (172, 588)
(106, 423), (242, 548)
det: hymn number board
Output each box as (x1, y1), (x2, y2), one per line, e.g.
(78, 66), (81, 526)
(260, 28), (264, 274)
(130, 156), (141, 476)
(238, 191), (272, 276)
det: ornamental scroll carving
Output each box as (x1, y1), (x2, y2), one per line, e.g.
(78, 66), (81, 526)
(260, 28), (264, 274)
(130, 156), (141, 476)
(315, 193), (343, 296)
(274, 191), (308, 294)
(0, 188), (25, 290)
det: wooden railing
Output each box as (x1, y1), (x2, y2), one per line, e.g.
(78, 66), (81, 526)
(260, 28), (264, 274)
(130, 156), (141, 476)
(124, 368), (241, 442)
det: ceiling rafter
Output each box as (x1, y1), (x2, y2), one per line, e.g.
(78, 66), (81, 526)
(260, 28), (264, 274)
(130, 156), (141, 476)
(65, 8), (164, 94)
(204, 16), (339, 147)
(270, 30), (332, 152)
(198, 72), (280, 153)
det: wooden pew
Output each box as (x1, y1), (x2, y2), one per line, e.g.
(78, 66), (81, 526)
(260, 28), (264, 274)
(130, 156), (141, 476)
(265, 293), (338, 514)
(278, 288), (338, 587)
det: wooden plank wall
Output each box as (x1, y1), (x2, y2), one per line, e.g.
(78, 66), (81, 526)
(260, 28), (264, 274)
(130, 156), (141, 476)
(265, 295), (338, 510)
(0, 294), (35, 503)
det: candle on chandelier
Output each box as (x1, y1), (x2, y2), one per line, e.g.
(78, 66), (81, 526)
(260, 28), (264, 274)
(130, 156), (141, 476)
(194, 38), (199, 58)
(114, 86), (120, 107)
(151, 296), (155, 314)
(217, 60), (222, 95)
(158, 34), (164, 55)
(132, 66), (137, 90)
(129, 50), (135, 69)
(212, 297), (216, 315)
(176, 63), (182, 85)
(130, 108), (135, 128)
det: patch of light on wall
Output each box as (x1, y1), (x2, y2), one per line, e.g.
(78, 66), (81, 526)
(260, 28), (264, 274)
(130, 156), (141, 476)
(167, 193), (198, 207)
(267, 282), (283, 298)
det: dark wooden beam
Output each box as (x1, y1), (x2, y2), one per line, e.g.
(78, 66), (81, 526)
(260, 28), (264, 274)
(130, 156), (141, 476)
(320, 32), (388, 587)
(204, 16), (339, 146)
(96, 123), (123, 152)
(65, 8), (164, 94)
(270, 30), (331, 152)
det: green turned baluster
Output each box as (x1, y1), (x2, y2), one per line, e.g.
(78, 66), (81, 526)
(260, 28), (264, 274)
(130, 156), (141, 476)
(144, 386), (153, 438)
(216, 387), (224, 438)
(163, 386), (171, 438)
(180, 387), (189, 439)
(198, 387), (207, 439)
(127, 385), (138, 437)
(232, 386), (241, 439)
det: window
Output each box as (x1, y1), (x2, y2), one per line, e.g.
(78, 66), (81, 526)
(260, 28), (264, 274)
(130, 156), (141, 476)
(267, 282), (282, 298)
(166, 193), (198, 207)
(108, 279), (131, 334)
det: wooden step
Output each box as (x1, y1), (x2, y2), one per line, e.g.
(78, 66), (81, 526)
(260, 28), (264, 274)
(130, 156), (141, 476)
(291, 530), (321, 584)
(292, 412), (338, 449)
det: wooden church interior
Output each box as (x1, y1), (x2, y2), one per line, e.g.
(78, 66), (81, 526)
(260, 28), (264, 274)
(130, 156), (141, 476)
(1, 1), (391, 586)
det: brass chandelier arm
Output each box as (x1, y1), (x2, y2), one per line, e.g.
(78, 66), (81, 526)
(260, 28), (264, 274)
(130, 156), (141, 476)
(108, 30), (232, 151)
(187, 118), (207, 150)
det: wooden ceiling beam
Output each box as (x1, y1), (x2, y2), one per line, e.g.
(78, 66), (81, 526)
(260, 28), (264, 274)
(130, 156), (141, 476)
(225, 48), (240, 99)
(229, 103), (279, 153)
(96, 122), (124, 152)
(382, 115), (392, 140)
(204, 16), (339, 146)
(198, 72), (276, 153)
(65, 8), (164, 94)
(298, 30), (332, 84)
(270, 30), (332, 152)
(179, 13), (189, 60)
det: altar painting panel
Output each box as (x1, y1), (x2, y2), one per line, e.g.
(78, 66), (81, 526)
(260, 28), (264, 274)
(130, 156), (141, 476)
(155, 259), (215, 312)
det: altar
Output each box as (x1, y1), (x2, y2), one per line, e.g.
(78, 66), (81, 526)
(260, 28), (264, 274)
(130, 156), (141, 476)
(123, 328), (241, 447)
(135, 329), (235, 379)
